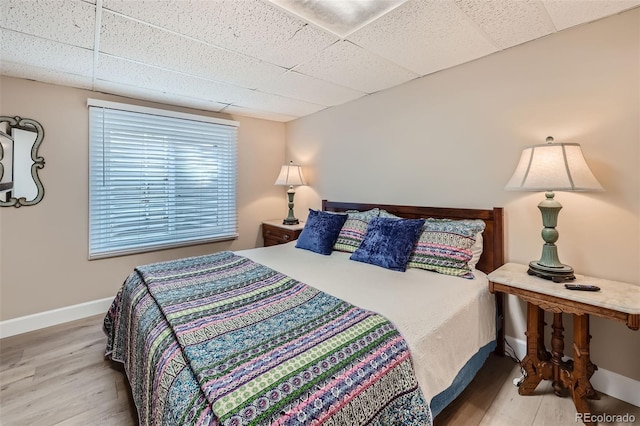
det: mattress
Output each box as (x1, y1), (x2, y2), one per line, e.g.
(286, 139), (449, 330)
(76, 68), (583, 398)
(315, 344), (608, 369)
(239, 241), (496, 404)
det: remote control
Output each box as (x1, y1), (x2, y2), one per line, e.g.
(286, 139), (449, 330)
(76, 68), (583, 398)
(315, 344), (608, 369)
(564, 284), (600, 291)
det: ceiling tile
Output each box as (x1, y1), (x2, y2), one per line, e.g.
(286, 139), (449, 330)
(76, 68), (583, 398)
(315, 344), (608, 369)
(543, 0), (640, 30)
(0, 61), (93, 89)
(0, 0), (96, 49)
(258, 70), (366, 107)
(102, 0), (338, 68)
(348, 0), (498, 76)
(97, 55), (326, 118)
(221, 104), (298, 122)
(100, 11), (286, 90)
(94, 80), (229, 112)
(294, 41), (419, 94)
(455, 0), (556, 49)
(229, 90), (326, 118)
(1, 29), (94, 77)
(96, 54), (255, 104)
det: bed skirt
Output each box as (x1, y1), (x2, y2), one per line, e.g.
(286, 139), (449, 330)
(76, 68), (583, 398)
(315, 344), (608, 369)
(429, 340), (497, 417)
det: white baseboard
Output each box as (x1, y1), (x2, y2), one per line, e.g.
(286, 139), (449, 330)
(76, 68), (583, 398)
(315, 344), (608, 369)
(505, 336), (640, 407)
(0, 297), (113, 339)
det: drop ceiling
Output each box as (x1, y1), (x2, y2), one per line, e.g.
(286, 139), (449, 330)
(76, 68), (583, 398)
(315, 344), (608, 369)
(1, 0), (638, 122)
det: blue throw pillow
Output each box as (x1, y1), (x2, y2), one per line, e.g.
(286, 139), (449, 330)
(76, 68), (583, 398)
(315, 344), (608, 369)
(296, 209), (348, 255)
(350, 217), (425, 271)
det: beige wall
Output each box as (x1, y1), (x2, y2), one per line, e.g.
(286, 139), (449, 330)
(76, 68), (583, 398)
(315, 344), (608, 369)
(0, 77), (286, 320)
(286, 10), (640, 380)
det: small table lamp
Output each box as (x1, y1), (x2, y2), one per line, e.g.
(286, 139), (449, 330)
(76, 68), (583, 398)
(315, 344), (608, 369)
(506, 137), (603, 282)
(274, 161), (306, 225)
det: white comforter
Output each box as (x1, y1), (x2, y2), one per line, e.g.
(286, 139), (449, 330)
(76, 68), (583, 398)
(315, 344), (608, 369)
(239, 241), (496, 402)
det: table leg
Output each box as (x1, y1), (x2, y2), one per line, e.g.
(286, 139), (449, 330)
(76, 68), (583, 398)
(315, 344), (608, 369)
(585, 319), (598, 389)
(561, 314), (599, 425)
(519, 303), (552, 395)
(572, 314), (599, 401)
(537, 308), (550, 363)
(551, 313), (568, 397)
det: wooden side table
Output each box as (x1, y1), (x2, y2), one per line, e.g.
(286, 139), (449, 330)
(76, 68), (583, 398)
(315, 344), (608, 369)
(488, 263), (639, 425)
(262, 220), (304, 247)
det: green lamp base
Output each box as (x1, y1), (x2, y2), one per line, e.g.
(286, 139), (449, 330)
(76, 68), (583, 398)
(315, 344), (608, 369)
(527, 261), (575, 283)
(282, 187), (299, 225)
(528, 191), (576, 283)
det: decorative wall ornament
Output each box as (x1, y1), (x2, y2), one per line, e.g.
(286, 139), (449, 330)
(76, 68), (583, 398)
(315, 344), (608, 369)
(0, 116), (45, 207)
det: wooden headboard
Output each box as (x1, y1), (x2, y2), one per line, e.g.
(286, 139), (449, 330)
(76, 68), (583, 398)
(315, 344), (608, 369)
(322, 200), (504, 275)
(322, 200), (506, 356)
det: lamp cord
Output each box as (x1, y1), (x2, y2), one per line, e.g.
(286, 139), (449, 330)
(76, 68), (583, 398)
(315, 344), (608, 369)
(504, 337), (527, 379)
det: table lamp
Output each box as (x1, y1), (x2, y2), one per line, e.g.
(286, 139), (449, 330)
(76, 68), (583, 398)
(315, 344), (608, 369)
(274, 161), (306, 225)
(506, 136), (603, 282)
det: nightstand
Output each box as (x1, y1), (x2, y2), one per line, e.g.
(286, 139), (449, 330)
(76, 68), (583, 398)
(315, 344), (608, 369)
(488, 263), (639, 425)
(262, 219), (304, 247)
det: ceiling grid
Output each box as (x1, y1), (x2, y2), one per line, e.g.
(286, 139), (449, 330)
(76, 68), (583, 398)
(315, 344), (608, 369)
(1, 0), (638, 122)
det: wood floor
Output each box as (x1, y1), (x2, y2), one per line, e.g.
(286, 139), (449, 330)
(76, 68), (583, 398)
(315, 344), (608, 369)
(1, 314), (638, 425)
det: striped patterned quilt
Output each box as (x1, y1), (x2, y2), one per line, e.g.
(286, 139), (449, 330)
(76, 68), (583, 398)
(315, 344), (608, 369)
(104, 251), (432, 425)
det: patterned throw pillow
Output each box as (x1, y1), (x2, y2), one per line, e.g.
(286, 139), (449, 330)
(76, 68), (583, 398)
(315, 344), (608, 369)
(333, 209), (380, 252)
(350, 217), (426, 271)
(378, 209), (400, 219)
(407, 218), (486, 279)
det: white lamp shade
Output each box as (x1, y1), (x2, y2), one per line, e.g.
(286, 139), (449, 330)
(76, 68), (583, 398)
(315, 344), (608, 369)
(506, 142), (603, 192)
(274, 162), (306, 186)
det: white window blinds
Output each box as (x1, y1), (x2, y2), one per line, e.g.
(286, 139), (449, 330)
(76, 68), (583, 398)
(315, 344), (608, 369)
(88, 100), (238, 259)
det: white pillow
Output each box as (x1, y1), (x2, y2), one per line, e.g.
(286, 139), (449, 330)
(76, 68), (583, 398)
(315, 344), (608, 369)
(468, 232), (483, 270)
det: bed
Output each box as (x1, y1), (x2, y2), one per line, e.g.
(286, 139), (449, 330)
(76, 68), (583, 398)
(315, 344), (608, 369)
(104, 200), (504, 425)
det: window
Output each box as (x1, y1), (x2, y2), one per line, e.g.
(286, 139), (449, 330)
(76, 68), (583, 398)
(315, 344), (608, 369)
(88, 99), (238, 259)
